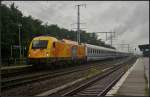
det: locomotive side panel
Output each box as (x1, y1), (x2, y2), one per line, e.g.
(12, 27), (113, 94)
(77, 44), (86, 60)
(54, 41), (72, 60)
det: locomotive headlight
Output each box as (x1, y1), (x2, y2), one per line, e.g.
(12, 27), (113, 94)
(46, 53), (49, 56)
(28, 54), (30, 57)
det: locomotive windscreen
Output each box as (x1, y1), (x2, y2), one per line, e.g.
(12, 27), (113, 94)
(32, 40), (48, 49)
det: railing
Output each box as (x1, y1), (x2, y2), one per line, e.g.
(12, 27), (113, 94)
(2, 57), (27, 66)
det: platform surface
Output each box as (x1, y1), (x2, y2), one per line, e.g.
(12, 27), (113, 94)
(116, 57), (149, 96)
(106, 57), (149, 96)
(1, 65), (32, 70)
(143, 57), (149, 88)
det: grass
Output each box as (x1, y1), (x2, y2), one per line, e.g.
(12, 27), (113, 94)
(86, 67), (102, 78)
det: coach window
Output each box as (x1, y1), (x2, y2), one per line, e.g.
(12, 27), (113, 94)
(88, 48), (90, 53)
(93, 49), (94, 54)
(89, 49), (91, 53)
(90, 49), (92, 54)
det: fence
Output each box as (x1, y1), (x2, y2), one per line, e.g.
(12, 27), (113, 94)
(2, 57), (27, 66)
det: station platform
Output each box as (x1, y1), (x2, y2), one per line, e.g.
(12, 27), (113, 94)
(1, 65), (32, 70)
(106, 57), (149, 96)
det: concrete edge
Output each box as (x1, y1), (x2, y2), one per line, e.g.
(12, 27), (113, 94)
(1, 65), (32, 70)
(35, 77), (86, 96)
(144, 60), (149, 89)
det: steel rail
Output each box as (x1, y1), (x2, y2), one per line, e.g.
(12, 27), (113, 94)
(62, 57), (135, 96)
(2, 60), (112, 89)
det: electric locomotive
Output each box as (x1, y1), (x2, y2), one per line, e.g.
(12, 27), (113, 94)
(28, 35), (86, 67)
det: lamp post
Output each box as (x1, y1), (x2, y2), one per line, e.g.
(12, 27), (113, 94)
(18, 23), (22, 61)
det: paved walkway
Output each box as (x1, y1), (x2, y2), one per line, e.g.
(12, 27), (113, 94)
(106, 57), (149, 96)
(1, 65), (32, 70)
(143, 57), (149, 88)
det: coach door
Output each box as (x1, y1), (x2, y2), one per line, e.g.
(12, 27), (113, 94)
(71, 46), (77, 60)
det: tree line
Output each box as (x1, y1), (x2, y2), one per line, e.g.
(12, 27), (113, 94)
(1, 3), (115, 63)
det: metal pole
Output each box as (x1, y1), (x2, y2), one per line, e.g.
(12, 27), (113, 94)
(75, 4), (86, 43)
(18, 24), (22, 60)
(45, 22), (48, 33)
(106, 32), (107, 40)
(77, 5), (80, 43)
(22, 46), (24, 58)
(110, 32), (112, 46)
(128, 44), (129, 52)
(11, 45), (12, 57)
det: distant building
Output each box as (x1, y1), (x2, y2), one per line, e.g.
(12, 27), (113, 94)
(138, 44), (150, 57)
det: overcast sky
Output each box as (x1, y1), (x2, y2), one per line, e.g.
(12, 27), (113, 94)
(2, 1), (149, 54)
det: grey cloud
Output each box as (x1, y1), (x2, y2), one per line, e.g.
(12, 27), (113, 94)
(114, 2), (149, 35)
(2, 1), (149, 53)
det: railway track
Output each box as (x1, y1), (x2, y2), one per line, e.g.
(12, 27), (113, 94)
(48, 56), (137, 96)
(62, 65), (124, 96)
(1, 65), (33, 78)
(2, 58), (124, 90)
(2, 57), (136, 96)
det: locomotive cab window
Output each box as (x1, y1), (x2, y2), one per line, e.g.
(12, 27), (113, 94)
(32, 40), (48, 49)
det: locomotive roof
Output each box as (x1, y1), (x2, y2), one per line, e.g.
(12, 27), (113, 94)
(33, 36), (58, 41)
(62, 39), (78, 45)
